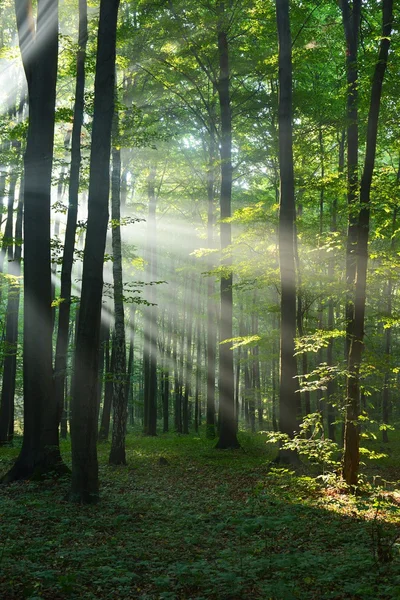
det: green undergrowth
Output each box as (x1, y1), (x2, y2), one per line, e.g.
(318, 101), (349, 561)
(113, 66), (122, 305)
(0, 429), (399, 599)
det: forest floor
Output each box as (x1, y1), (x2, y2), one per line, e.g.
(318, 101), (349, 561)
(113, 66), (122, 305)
(0, 430), (399, 600)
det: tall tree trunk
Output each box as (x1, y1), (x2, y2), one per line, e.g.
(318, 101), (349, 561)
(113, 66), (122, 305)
(2, 0), (67, 482)
(109, 111), (128, 465)
(96, 319), (109, 432)
(272, 313), (278, 432)
(194, 319), (201, 433)
(326, 131), (344, 442)
(98, 331), (114, 442)
(126, 305), (136, 427)
(235, 305), (244, 427)
(69, 0), (119, 502)
(276, 0), (299, 460)
(54, 0), (87, 428)
(143, 164), (158, 436)
(215, 3), (239, 449)
(342, 0), (393, 487)
(172, 312), (181, 432)
(183, 276), (194, 434)
(341, 0), (361, 361)
(252, 295), (262, 428)
(206, 112), (217, 440)
(0, 180), (23, 445)
(382, 206), (397, 443)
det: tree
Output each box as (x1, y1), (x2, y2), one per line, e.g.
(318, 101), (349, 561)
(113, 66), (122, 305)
(69, 0), (120, 503)
(342, 0), (393, 487)
(275, 0), (299, 460)
(143, 163), (158, 436)
(54, 0), (88, 429)
(215, 1), (239, 450)
(0, 177), (23, 444)
(2, 0), (67, 482)
(109, 106), (128, 465)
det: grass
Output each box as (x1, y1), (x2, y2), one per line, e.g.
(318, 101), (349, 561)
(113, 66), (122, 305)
(0, 428), (399, 599)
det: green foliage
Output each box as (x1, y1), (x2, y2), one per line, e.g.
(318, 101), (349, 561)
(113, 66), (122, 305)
(264, 412), (341, 473)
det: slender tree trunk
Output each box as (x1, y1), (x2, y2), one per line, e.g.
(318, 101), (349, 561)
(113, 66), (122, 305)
(69, 0), (119, 502)
(182, 276), (194, 434)
(235, 306), (244, 427)
(272, 314), (278, 432)
(194, 319), (201, 433)
(276, 0), (299, 461)
(160, 309), (170, 433)
(206, 119), (217, 439)
(0, 180), (23, 445)
(341, 0), (361, 361)
(2, 0), (67, 482)
(109, 110), (128, 465)
(51, 168), (63, 331)
(143, 165), (157, 436)
(326, 131), (344, 442)
(215, 4), (239, 450)
(126, 305), (136, 427)
(99, 332), (114, 442)
(96, 320), (109, 432)
(342, 0), (393, 487)
(252, 296), (262, 428)
(54, 0), (87, 428)
(172, 312), (181, 433)
(382, 206), (397, 443)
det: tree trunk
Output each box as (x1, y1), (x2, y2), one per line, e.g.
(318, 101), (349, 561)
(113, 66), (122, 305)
(326, 131), (344, 442)
(206, 113), (217, 440)
(143, 165), (157, 436)
(342, 0), (393, 487)
(2, 0), (67, 482)
(215, 4), (239, 450)
(162, 311), (170, 433)
(183, 276), (194, 434)
(0, 179), (23, 445)
(276, 0), (299, 460)
(54, 0), (87, 428)
(341, 0), (361, 361)
(98, 331), (114, 442)
(382, 206), (397, 443)
(126, 305), (136, 427)
(252, 298), (262, 428)
(172, 312), (181, 433)
(69, 0), (119, 502)
(194, 319), (201, 433)
(235, 306), (244, 427)
(109, 115), (128, 465)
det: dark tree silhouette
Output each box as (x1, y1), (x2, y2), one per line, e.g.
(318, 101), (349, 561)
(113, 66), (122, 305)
(2, 0), (67, 482)
(68, 0), (120, 503)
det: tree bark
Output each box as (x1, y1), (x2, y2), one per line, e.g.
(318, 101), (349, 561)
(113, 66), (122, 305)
(0, 179), (23, 445)
(126, 305), (136, 427)
(206, 111), (217, 440)
(276, 0), (299, 459)
(326, 130), (344, 442)
(342, 0), (393, 487)
(215, 3), (239, 450)
(341, 0), (361, 361)
(382, 206), (397, 443)
(183, 275), (194, 434)
(143, 164), (158, 436)
(69, 0), (119, 502)
(109, 111), (128, 465)
(54, 0), (87, 429)
(2, 0), (67, 482)
(98, 331), (114, 442)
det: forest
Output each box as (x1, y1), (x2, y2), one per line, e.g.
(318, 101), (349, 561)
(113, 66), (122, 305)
(0, 0), (400, 598)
